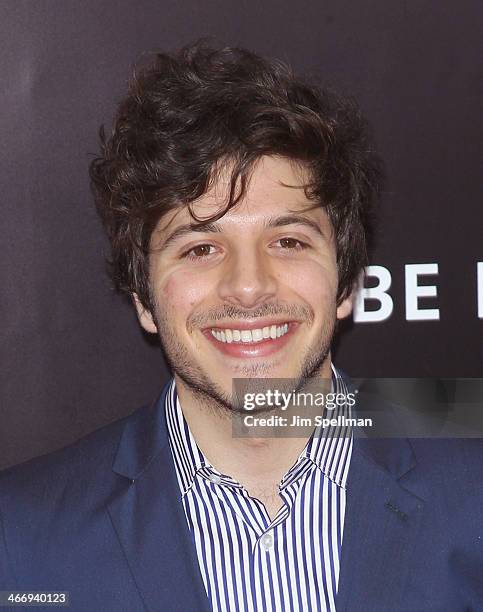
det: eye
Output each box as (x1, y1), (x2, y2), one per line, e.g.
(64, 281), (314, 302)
(181, 244), (217, 261)
(276, 237), (309, 250)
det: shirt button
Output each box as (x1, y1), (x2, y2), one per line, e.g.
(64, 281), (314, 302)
(261, 533), (274, 551)
(210, 474), (222, 484)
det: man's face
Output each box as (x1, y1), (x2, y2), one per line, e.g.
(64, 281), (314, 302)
(134, 156), (352, 411)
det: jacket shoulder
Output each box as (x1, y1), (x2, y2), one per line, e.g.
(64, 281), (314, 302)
(404, 438), (483, 513)
(0, 403), (150, 504)
(410, 437), (483, 478)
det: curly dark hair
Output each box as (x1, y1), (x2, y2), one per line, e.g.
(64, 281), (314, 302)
(89, 39), (383, 313)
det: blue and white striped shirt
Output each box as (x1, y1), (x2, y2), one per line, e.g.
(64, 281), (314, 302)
(165, 365), (353, 612)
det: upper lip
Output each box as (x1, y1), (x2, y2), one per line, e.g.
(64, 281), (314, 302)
(204, 319), (298, 331)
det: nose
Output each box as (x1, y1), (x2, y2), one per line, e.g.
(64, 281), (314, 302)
(217, 247), (278, 309)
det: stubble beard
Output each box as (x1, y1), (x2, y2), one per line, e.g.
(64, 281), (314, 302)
(152, 302), (336, 418)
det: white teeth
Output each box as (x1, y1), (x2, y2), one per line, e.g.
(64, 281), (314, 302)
(252, 329), (263, 341)
(210, 323), (291, 344)
(276, 323), (288, 338)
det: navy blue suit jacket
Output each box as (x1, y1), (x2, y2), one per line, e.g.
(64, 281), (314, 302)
(1, 379), (483, 611)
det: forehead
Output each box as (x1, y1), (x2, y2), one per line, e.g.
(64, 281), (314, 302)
(154, 155), (328, 236)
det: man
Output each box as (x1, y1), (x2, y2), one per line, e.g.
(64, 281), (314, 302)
(1, 41), (482, 612)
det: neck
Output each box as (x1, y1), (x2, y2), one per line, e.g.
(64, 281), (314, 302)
(173, 358), (333, 491)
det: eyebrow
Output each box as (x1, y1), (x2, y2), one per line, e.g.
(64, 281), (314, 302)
(158, 213), (326, 251)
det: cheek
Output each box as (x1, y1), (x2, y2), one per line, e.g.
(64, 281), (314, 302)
(159, 270), (212, 311)
(281, 260), (338, 302)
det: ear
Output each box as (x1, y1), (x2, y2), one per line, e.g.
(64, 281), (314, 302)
(132, 293), (158, 334)
(336, 292), (354, 321)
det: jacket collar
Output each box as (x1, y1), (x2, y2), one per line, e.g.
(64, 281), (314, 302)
(111, 381), (171, 481)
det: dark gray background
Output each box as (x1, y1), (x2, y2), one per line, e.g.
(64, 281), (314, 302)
(1, 0), (482, 469)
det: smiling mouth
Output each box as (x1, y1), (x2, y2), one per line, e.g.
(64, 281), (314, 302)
(201, 321), (299, 358)
(210, 323), (289, 344)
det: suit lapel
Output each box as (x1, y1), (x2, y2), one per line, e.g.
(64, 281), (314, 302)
(336, 434), (426, 611)
(107, 383), (211, 612)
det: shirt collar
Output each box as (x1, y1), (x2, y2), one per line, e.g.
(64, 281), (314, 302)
(291, 363), (353, 488)
(165, 364), (353, 496)
(164, 379), (205, 495)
